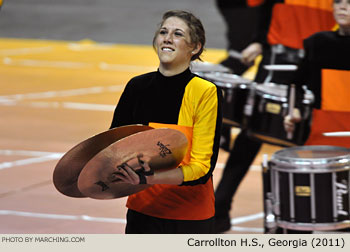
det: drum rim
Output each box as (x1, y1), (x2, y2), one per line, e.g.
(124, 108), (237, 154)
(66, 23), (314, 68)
(272, 145), (350, 159)
(270, 145), (350, 170)
(191, 61), (231, 73)
(214, 81), (251, 89)
(200, 72), (252, 85)
(255, 83), (314, 104)
(276, 220), (350, 231)
(256, 83), (287, 99)
(269, 163), (350, 173)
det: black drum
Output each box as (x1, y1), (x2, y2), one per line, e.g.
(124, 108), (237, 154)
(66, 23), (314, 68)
(268, 145), (350, 231)
(245, 83), (313, 147)
(198, 72), (253, 127)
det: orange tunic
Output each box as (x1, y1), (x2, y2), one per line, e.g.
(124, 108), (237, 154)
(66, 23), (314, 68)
(305, 69), (350, 148)
(267, 1), (335, 49)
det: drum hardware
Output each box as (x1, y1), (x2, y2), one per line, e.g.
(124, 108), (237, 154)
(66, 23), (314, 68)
(263, 44), (303, 84)
(271, 44), (305, 60)
(262, 154), (278, 233)
(242, 82), (257, 126)
(287, 84), (296, 140)
(267, 145), (350, 231)
(323, 132), (350, 137)
(273, 44), (285, 54)
(263, 63), (298, 85)
(264, 65), (298, 71)
(263, 44), (280, 84)
(243, 82), (257, 116)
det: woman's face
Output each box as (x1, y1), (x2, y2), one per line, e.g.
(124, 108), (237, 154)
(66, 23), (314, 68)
(333, 0), (350, 29)
(155, 16), (198, 71)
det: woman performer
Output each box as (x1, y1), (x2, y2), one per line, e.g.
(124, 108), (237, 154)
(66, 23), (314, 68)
(110, 10), (223, 234)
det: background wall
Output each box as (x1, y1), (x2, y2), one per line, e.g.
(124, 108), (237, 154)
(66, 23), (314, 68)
(0, 0), (227, 48)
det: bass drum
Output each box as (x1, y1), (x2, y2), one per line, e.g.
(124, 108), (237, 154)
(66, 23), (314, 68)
(268, 145), (350, 231)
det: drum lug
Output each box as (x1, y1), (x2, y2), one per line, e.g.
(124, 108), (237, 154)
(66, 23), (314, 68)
(258, 101), (264, 113)
(282, 104), (288, 117)
(244, 82), (257, 116)
(244, 103), (253, 116)
(264, 197), (277, 233)
(226, 89), (233, 103)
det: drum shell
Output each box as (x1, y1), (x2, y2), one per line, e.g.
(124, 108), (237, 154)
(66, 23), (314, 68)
(216, 82), (250, 127)
(246, 84), (313, 146)
(268, 145), (350, 231)
(196, 72), (252, 128)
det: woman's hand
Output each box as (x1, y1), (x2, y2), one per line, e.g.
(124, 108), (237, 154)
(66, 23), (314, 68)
(241, 42), (263, 66)
(284, 108), (302, 133)
(111, 154), (153, 185)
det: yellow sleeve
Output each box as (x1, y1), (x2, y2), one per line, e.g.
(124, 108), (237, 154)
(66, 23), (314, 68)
(178, 77), (221, 184)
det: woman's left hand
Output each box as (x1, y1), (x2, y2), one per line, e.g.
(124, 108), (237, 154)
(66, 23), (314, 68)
(112, 154), (153, 185)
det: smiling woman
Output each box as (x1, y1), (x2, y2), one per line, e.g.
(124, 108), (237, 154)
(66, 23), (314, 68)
(152, 10), (206, 76)
(154, 17), (199, 76)
(109, 10), (223, 234)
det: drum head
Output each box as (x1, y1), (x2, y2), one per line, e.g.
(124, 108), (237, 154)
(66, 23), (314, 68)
(202, 72), (252, 87)
(191, 61), (231, 73)
(256, 83), (287, 98)
(271, 145), (350, 171)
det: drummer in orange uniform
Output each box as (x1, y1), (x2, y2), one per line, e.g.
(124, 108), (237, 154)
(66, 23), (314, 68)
(285, 0), (350, 148)
(214, 0), (336, 233)
(109, 10), (222, 233)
